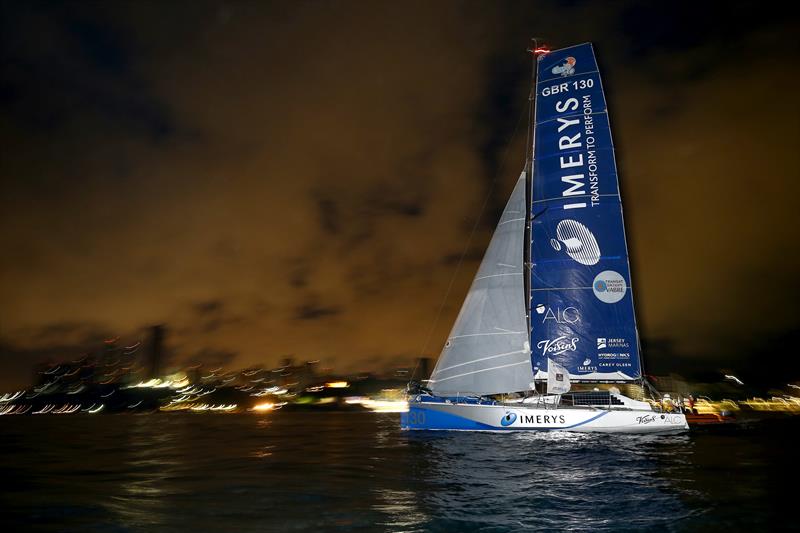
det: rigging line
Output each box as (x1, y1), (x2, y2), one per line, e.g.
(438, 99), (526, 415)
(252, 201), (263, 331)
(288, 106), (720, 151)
(414, 102), (529, 378)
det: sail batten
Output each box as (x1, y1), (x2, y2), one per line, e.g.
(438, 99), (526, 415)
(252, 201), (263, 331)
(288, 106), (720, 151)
(530, 43), (643, 383)
(431, 360), (531, 385)
(434, 348), (529, 373)
(429, 173), (533, 396)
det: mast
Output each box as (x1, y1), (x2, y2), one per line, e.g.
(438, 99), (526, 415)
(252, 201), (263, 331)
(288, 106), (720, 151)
(526, 39), (549, 392)
(524, 40), (535, 338)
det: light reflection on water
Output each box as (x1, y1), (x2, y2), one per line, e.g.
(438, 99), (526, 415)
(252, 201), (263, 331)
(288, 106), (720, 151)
(405, 430), (699, 531)
(106, 415), (186, 529)
(0, 413), (795, 532)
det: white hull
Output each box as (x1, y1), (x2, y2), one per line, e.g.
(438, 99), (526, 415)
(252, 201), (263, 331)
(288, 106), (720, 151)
(401, 399), (688, 434)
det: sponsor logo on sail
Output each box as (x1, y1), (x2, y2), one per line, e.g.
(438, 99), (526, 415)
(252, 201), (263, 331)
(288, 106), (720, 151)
(578, 356), (597, 372)
(500, 411), (517, 426)
(599, 338), (629, 349)
(598, 353), (630, 360)
(536, 305), (580, 324)
(548, 90), (600, 211)
(537, 336), (579, 357)
(551, 56), (576, 77)
(597, 337), (632, 365)
(592, 270), (627, 303)
(550, 219), (601, 266)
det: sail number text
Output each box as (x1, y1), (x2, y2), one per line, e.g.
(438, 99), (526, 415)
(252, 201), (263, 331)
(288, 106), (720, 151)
(541, 78), (594, 97)
(407, 410), (425, 425)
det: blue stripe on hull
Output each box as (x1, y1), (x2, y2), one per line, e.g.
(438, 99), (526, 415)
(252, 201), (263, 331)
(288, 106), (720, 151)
(562, 410), (608, 428)
(401, 405), (495, 430)
(401, 404), (610, 431)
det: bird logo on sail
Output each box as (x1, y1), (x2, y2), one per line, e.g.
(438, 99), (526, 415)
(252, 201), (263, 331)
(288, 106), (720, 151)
(551, 56), (576, 77)
(500, 411), (517, 426)
(549, 219), (601, 265)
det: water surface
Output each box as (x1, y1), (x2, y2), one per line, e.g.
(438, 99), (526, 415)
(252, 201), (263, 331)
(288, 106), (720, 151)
(1, 413), (795, 532)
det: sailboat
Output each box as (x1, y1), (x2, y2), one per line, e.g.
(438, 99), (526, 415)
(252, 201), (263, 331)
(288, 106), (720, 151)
(401, 42), (688, 433)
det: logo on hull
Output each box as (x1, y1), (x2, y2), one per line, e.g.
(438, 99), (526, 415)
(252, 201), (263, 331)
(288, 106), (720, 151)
(500, 411), (517, 426)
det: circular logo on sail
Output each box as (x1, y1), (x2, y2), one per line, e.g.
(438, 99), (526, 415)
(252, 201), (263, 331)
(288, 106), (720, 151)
(500, 411), (517, 426)
(551, 219), (601, 266)
(593, 270), (626, 303)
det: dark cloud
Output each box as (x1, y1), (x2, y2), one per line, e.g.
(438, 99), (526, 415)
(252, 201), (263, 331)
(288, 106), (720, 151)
(314, 193), (341, 235)
(189, 347), (238, 368)
(441, 248), (486, 266)
(0, 3), (173, 141)
(5, 321), (113, 349)
(294, 303), (342, 321)
(182, 299), (245, 334)
(287, 259), (310, 289)
(0, 320), (125, 387)
(193, 299), (224, 316)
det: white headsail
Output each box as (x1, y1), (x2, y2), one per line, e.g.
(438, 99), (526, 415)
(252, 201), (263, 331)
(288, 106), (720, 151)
(428, 172), (533, 396)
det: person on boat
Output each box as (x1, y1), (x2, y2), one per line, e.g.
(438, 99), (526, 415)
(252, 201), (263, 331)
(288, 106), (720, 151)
(662, 394), (675, 412)
(687, 395), (698, 415)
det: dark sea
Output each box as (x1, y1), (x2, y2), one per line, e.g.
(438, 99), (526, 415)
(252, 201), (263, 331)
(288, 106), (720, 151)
(1, 413), (797, 532)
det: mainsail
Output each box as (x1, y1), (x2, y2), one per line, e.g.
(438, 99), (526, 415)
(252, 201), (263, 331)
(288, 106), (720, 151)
(530, 43), (642, 382)
(429, 173), (533, 396)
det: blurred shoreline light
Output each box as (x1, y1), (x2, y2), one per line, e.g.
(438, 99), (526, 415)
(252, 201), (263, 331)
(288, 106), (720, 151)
(0, 391), (24, 403)
(124, 377), (190, 389)
(741, 397), (800, 413)
(345, 397), (408, 413)
(189, 403), (237, 412)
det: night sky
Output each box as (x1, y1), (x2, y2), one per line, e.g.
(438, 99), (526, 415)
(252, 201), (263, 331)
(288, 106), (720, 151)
(2, 1), (798, 389)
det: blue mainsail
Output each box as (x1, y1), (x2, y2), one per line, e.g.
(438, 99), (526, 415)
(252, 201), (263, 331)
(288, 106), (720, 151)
(530, 43), (642, 382)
